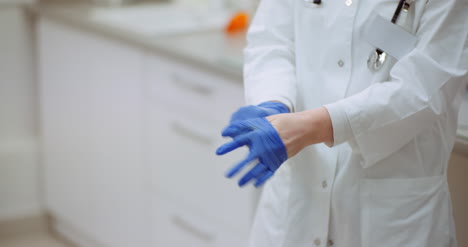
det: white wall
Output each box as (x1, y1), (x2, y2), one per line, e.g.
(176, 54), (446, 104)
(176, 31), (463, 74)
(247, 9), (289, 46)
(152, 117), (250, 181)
(0, 5), (41, 221)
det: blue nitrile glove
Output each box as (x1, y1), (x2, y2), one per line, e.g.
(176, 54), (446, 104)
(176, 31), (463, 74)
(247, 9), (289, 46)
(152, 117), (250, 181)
(216, 118), (288, 187)
(230, 101), (289, 123)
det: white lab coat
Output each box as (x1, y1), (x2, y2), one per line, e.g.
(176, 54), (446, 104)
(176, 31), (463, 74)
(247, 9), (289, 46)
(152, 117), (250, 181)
(244, 0), (468, 246)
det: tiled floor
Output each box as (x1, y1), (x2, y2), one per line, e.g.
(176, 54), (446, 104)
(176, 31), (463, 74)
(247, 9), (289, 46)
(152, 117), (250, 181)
(0, 231), (71, 247)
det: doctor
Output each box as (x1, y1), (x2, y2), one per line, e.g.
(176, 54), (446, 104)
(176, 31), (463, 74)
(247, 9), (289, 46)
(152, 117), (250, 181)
(216, 0), (468, 246)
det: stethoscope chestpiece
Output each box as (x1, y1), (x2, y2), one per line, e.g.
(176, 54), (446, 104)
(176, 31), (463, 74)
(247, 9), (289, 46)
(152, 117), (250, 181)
(367, 49), (387, 72)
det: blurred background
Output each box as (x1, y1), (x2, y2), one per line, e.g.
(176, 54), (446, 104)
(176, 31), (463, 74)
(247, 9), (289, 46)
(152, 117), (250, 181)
(0, 0), (467, 246)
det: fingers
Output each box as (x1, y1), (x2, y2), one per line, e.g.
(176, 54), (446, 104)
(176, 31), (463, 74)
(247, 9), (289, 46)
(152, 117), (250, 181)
(225, 154), (257, 178)
(238, 163), (267, 187)
(217, 115), (283, 188)
(221, 120), (255, 137)
(216, 134), (250, 155)
(221, 124), (245, 137)
(230, 105), (266, 123)
(254, 170), (274, 187)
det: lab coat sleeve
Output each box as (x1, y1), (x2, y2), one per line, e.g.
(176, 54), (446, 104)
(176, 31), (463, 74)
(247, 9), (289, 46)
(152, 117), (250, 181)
(325, 0), (468, 168)
(243, 0), (297, 111)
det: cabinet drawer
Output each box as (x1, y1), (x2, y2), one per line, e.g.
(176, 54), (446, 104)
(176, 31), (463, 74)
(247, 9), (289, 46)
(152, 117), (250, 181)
(146, 56), (244, 123)
(152, 196), (247, 247)
(146, 104), (257, 232)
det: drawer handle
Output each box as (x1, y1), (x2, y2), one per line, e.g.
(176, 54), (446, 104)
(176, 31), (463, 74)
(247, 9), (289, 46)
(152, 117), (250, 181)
(172, 74), (213, 96)
(171, 215), (215, 243)
(171, 121), (213, 146)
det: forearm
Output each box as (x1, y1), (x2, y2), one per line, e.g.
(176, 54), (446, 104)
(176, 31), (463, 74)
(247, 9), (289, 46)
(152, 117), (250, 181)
(268, 107), (334, 158)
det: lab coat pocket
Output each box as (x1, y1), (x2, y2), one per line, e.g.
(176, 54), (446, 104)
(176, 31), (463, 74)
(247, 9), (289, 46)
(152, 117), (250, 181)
(368, 0), (426, 34)
(363, 13), (418, 60)
(360, 176), (451, 247)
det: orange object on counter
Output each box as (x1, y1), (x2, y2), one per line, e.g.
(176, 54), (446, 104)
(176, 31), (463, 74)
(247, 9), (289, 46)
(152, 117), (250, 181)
(225, 12), (250, 34)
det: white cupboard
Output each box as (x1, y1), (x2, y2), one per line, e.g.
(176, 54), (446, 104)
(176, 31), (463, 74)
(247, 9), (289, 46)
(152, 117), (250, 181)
(38, 17), (257, 247)
(144, 56), (256, 246)
(39, 19), (150, 247)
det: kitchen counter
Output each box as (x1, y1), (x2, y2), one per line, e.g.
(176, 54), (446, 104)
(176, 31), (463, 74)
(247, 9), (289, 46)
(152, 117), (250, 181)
(28, 3), (245, 80)
(29, 3), (468, 155)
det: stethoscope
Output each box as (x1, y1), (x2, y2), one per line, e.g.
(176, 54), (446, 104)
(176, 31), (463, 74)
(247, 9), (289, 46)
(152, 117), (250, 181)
(304, 0), (413, 71)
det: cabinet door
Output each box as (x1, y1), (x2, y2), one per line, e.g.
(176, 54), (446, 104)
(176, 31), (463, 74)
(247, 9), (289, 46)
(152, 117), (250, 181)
(38, 19), (150, 247)
(152, 195), (245, 247)
(146, 102), (256, 236)
(145, 56), (245, 123)
(144, 56), (259, 243)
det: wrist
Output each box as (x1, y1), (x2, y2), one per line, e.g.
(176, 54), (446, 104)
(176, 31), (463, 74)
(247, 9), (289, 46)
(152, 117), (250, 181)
(298, 107), (334, 147)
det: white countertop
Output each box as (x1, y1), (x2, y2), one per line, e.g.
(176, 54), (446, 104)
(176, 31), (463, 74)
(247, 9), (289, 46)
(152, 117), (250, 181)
(29, 3), (245, 80)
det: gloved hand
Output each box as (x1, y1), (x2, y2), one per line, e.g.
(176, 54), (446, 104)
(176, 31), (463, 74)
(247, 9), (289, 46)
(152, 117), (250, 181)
(216, 117), (288, 187)
(230, 101), (289, 123)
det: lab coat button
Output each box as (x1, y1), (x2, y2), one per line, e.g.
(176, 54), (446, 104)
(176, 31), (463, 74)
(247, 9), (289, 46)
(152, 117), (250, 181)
(345, 0), (352, 6)
(314, 238), (321, 246)
(322, 180), (328, 188)
(337, 60), (345, 67)
(328, 239), (334, 246)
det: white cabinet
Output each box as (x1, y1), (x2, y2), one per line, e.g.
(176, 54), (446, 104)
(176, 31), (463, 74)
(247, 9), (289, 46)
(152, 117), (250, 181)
(145, 56), (257, 246)
(152, 195), (245, 247)
(39, 17), (257, 247)
(38, 19), (150, 247)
